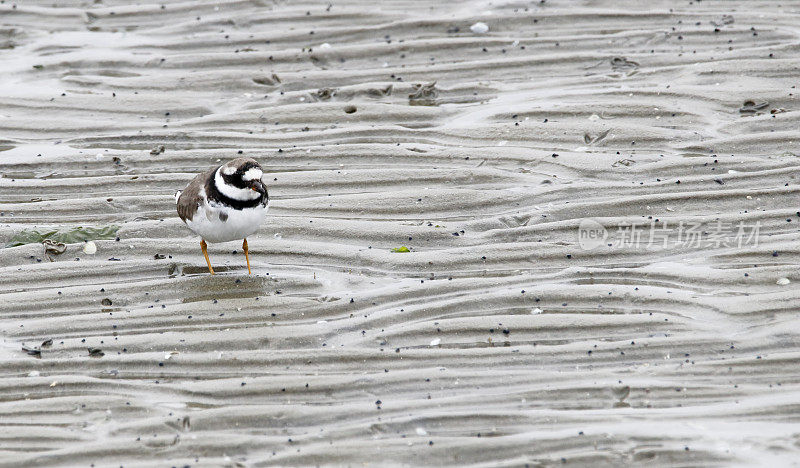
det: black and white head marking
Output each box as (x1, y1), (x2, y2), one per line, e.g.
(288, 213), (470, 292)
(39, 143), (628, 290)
(206, 158), (269, 210)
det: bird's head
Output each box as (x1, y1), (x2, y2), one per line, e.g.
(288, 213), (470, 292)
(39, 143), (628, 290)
(216, 158), (268, 201)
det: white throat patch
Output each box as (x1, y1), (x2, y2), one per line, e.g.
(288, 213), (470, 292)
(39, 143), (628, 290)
(214, 168), (260, 201)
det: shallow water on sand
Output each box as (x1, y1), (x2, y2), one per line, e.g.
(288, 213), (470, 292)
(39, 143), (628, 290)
(1, 0), (800, 466)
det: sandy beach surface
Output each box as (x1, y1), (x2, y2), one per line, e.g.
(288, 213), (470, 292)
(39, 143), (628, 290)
(1, 0), (800, 466)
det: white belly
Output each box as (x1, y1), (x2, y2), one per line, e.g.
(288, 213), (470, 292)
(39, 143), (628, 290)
(184, 202), (267, 243)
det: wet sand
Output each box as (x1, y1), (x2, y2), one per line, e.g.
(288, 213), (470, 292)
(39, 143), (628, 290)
(1, 0), (800, 466)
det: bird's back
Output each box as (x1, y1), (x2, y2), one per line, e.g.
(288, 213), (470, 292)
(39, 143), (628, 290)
(176, 168), (215, 222)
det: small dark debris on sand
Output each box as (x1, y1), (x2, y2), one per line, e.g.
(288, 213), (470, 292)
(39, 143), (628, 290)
(316, 87), (337, 100)
(409, 82), (439, 106)
(22, 345), (42, 358)
(610, 57), (639, 71)
(739, 100), (769, 115)
(366, 84), (393, 97)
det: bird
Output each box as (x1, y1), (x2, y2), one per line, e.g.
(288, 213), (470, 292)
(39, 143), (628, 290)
(176, 158), (269, 275)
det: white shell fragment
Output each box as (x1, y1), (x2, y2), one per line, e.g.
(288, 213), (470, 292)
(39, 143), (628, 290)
(470, 22), (489, 34)
(777, 278), (790, 286)
(429, 338), (441, 346)
(83, 241), (97, 255)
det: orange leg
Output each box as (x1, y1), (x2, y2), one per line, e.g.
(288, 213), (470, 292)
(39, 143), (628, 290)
(200, 239), (215, 275)
(243, 238), (252, 275)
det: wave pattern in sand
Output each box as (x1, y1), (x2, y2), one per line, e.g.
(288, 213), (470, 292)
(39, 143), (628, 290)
(1, 0), (800, 466)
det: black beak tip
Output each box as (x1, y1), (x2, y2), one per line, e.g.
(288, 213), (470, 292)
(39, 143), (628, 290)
(251, 180), (266, 194)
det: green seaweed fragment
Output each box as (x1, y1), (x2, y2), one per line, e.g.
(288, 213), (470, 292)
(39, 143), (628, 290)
(5, 225), (120, 248)
(391, 246), (410, 253)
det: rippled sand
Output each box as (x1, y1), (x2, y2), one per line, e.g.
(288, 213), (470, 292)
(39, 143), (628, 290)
(1, 0), (800, 466)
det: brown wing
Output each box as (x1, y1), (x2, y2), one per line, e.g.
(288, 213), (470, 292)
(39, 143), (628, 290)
(176, 168), (215, 222)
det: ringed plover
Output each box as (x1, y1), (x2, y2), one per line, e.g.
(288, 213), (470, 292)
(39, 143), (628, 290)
(176, 158), (269, 274)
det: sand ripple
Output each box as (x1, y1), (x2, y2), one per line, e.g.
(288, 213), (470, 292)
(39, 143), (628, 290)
(1, 0), (800, 466)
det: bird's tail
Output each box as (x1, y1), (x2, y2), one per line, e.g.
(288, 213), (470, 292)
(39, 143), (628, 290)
(174, 190), (182, 203)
